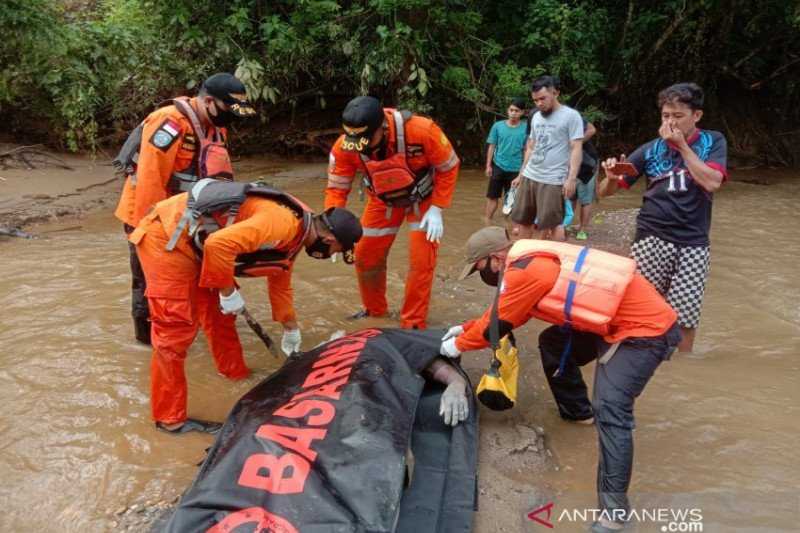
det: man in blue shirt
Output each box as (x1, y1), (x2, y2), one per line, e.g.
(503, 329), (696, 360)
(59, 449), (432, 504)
(483, 97), (528, 224)
(599, 83), (727, 353)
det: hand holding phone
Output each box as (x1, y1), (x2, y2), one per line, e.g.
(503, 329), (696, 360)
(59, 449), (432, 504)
(609, 161), (638, 177)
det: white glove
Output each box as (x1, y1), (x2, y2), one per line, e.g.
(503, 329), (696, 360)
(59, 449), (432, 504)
(219, 289), (245, 315)
(441, 325), (464, 341)
(439, 381), (469, 426)
(440, 337), (461, 358)
(419, 205), (444, 243)
(281, 328), (302, 356)
(331, 253), (339, 263)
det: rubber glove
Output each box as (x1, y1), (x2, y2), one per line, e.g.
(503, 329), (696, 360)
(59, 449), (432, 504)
(441, 325), (464, 341)
(439, 381), (469, 426)
(419, 205), (444, 243)
(281, 328), (302, 356)
(219, 289), (245, 315)
(440, 337), (461, 358)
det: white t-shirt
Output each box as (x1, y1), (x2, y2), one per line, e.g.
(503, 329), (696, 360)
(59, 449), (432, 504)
(522, 104), (584, 185)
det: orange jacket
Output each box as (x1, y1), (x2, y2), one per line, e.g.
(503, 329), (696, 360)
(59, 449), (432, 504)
(114, 98), (227, 227)
(455, 246), (677, 352)
(131, 192), (302, 324)
(324, 109), (459, 209)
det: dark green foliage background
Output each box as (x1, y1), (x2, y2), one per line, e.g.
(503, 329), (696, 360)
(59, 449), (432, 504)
(2, 0), (798, 164)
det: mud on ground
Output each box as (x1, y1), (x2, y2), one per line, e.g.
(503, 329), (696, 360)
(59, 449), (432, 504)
(2, 147), (639, 532)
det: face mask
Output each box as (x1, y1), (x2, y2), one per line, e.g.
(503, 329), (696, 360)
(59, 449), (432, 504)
(305, 237), (332, 260)
(479, 260), (499, 287)
(208, 100), (237, 127)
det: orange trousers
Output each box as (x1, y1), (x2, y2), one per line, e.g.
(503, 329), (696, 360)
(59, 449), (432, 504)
(355, 195), (438, 329)
(135, 220), (249, 424)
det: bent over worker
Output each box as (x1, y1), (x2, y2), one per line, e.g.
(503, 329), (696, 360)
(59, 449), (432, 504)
(114, 73), (255, 344)
(129, 179), (362, 435)
(439, 227), (681, 533)
(325, 96), (460, 329)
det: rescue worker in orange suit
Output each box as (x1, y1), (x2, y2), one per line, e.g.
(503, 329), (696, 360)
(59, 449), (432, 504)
(114, 73), (255, 345)
(440, 227), (682, 533)
(128, 178), (363, 435)
(325, 96), (460, 329)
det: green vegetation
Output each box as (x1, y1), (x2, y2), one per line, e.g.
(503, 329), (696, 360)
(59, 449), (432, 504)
(2, 1), (799, 164)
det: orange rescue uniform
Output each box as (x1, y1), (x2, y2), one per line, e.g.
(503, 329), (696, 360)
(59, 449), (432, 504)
(325, 109), (459, 329)
(129, 193), (303, 424)
(115, 97), (228, 228)
(456, 255), (677, 353)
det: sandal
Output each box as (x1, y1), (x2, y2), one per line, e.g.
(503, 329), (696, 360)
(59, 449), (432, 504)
(348, 309), (371, 320)
(156, 418), (223, 435)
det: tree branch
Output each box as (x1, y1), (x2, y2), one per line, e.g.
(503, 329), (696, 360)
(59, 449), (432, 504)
(641, 1), (697, 66)
(750, 56), (800, 89)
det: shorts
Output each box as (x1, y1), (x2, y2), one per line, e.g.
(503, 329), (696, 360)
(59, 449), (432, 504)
(574, 171), (597, 206)
(631, 234), (711, 329)
(486, 164), (517, 199)
(510, 178), (564, 229)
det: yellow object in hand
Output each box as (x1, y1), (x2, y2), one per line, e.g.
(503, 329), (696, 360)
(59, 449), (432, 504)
(476, 334), (520, 411)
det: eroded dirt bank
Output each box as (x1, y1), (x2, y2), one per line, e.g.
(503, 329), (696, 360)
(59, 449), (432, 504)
(1, 150), (797, 532)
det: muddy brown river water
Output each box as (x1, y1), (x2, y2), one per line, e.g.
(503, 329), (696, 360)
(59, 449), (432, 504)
(0, 162), (797, 532)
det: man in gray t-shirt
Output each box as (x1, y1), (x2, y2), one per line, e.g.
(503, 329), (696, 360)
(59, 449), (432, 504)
(511, 76), (584, 239)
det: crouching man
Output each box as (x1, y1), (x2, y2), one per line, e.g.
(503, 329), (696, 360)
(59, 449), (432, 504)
(440, 227), (681, 532)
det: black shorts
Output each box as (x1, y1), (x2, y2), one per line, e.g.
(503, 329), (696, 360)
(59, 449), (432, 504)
(486, 164), (517, 199)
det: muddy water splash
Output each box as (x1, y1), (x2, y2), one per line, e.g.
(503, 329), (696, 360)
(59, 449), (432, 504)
(0, 164), (797, 531)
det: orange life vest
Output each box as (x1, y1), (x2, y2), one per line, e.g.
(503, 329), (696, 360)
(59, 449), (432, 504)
(359, 109), (434, 207)
(505, 240), (636, 336)
(171, 97), (234, 190)
(113, 98), (234, 195)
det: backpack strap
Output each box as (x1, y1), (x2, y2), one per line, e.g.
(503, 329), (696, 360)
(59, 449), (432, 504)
(392, 110), (406, 154)
(553, 246), (590, 377)
(165, 178), (216, 251)
(172, 97), (206, 140)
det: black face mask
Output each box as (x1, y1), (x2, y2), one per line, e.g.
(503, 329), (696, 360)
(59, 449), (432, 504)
(305, 237), (332, 260)
(209, 107), (237, 128)
(369, 134), (387, 159)
(479, 261), (500, 287)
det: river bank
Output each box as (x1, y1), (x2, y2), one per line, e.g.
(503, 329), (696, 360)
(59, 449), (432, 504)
(1, 149), (797, 532)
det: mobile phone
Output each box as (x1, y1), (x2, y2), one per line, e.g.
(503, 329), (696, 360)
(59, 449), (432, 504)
(610, 161), (638, 177)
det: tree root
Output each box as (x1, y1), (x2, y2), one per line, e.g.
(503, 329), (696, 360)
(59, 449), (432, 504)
(0, 145), (73, 171)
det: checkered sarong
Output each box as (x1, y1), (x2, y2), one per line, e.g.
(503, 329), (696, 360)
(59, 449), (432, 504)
(631, 235), (711, 329)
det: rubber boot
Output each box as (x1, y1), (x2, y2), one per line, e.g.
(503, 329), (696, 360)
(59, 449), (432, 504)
(134, 316), (152, 345)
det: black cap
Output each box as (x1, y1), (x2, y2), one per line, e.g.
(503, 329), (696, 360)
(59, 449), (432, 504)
(201, 73), (256, 117)
(341, 96), (384, 152)
(322, 207), (363, 264)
